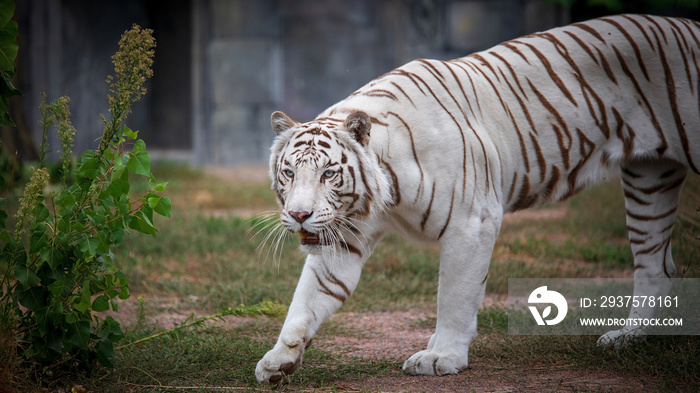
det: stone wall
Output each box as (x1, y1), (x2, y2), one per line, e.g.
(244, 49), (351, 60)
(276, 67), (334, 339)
(16, 0), (191, 160)
(16, 0), (567, 166)
(192, 0), (567, 166)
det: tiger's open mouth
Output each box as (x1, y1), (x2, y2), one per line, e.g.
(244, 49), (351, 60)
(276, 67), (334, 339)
(298, 230), (331, 246)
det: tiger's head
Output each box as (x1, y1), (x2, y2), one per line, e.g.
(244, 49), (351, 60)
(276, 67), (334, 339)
(268, 110), (391, 252)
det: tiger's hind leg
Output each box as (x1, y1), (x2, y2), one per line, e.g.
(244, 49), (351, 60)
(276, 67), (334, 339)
(598, 159), (687, 347)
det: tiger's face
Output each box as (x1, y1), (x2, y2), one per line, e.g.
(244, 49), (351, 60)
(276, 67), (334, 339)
(269, 111), (376, 251)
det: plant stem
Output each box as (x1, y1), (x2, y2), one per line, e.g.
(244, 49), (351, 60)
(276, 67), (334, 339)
(116, 312), (222, 350)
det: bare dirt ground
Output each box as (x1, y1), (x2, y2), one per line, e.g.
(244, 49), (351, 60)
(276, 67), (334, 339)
(313, 309), (652, 393)
(112, 296), (654, 392)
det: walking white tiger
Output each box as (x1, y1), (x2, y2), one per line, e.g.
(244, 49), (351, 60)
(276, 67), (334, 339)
(255, 14), (699, 384)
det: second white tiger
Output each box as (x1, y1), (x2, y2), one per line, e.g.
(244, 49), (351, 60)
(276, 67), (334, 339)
(255, 14), (700, 384)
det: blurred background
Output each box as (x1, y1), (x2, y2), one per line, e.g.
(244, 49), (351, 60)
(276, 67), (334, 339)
(5, 0), (700, 167)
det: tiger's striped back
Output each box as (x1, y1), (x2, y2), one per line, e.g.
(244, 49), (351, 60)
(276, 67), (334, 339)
(322, 14), (699, 218)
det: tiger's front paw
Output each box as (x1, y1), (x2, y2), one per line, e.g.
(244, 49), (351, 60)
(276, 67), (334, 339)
(402, 349), (468, 376)
(255, 336), (307, 384)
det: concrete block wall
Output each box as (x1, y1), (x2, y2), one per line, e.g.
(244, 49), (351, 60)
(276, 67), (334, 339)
(15, 0), (567, 167)
(192, 0), (567, 166)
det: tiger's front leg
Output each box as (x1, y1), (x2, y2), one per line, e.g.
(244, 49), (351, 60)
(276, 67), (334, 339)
(255, 251), (364, 384)
(403, 211), (501, 375)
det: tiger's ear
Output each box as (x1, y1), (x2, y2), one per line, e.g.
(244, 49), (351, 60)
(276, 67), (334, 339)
(343, 111), (372, 147)
(271, 111), (298, 135)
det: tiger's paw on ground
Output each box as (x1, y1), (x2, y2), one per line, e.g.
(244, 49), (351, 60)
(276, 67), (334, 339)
(255, 340), (305, 384)
(402, 349), (469, 376)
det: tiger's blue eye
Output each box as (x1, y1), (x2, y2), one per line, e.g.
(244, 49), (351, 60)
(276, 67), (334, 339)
(322, 170), (335, 178)
(284, 169), (294, 178)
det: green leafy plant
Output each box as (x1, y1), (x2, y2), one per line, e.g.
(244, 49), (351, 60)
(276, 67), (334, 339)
(0, 24), (167, 371)
(0, 0), (20, 127)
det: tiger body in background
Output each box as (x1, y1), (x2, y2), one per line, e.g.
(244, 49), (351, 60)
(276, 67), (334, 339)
(256, 14), (700, 384)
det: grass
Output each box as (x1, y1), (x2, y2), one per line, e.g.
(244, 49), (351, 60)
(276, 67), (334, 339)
(7, 162), (700, 391)
(79, 324), (398, 392)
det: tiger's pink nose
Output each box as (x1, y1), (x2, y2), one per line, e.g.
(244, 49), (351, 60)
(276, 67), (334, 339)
(289, 210), (312, 223)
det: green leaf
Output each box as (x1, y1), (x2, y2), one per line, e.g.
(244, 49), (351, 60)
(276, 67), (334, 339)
(0, 106), (12, 126)
(146, 195), (160, 208)
(73, 281), (92, 313)
(0, 20), (18, 72)
(48, 302), (64, 324)
(0, 65), (18, 93)
(81, 279), (91, 302)
(77, 151), (99, 186)
(118, 285), (130, 300)
(0, 229), (10, 242)
(15, 263), (40, 288)
(6, 242), (25, 265)
(116, 194), (131, 216)
(48, 280), (64, 297)
(148, 195), (171, 218)
(126, 151), (151, 176)
(123, 125), (138, 139)
(111, 228), (125, 246)
(106, 177), (129, 199)
(92, 295), (110, 312)
(129, 213), (156, 235)
(96, 232), (111, 254)
(29, 222), (50, 255)
(56, 192), (76, 210)
(0, 69), (17, 126)
(116, 272), (130, 300)
(111, 154), (128, 180)
(153, 181), (168, 192)
(148, 174), (168, 192)
(105, 288), (119, 298)
(57, 215), (70, 233)
(66, 321), (91, 349)
(72, 300), (89, 313)
(95, 338), (115, 367)
(79, 236), (99, 258)
(33, 305), (51, 336)
(71, 220), (85, 233)
(39, 245), (53, 265)
(133, 139), (146, 154)
(0, 0), (14, 28)
(33, 203), (50, 222)
(45, 329), (63, 355)
(17, 286), (47, 311)
(129, 205), (156, 236)
(64, 311), (78, 324)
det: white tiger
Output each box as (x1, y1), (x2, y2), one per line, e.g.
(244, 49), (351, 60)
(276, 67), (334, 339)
(255, 14), (700, 384)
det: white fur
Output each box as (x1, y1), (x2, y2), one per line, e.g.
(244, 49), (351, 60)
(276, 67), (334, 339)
(256, 14), (700, 384)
